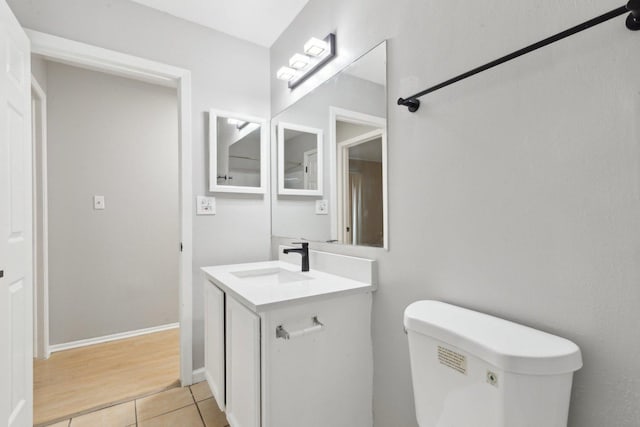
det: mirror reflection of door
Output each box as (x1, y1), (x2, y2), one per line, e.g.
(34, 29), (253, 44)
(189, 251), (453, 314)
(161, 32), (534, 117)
(345, 172), (361, 244)
(338, 120), (384, 247)
(283, 129), (319, 190)
(303, 149), (318, 190)
(216, 117), (261, 187)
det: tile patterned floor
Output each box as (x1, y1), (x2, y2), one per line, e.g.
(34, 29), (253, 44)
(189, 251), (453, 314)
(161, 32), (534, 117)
(43, 382), (229, 427)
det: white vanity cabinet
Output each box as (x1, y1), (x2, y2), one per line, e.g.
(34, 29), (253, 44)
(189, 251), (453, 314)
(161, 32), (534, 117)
(202, 258), (375, 427)
(225, 296), (261, 427)
(203, 282), (225, 410)
(205, 282), (261, 426)
(259, 292), (373, 427)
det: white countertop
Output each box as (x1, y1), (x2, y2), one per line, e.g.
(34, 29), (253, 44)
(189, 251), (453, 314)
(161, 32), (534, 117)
(202, 260), (375, 312)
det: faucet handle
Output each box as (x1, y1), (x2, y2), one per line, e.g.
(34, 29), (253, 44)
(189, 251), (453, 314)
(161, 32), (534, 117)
(292, 242), (309, 248)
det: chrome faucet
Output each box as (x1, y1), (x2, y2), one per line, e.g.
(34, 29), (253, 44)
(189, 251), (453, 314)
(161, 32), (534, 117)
(283, 242), (309, 272)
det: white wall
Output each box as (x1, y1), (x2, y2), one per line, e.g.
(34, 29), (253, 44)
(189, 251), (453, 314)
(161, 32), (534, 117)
(45, 62), (179, 344)
(8, 0), (271, 368)
(271, 1), (640, 426)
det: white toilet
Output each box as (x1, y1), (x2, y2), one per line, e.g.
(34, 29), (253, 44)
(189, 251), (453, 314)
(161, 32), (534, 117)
(404, 300), (582, 427)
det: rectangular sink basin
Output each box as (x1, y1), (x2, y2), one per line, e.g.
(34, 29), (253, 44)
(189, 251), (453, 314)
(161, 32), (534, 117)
(230, 267), (311, 284)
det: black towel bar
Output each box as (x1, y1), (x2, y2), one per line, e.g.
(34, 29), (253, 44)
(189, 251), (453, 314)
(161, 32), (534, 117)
(397, 1), (640, 112)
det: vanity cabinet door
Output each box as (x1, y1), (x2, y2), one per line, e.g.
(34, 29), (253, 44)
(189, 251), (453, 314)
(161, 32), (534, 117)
(226, 296), (261, 427)
(204, 281), (225, 411)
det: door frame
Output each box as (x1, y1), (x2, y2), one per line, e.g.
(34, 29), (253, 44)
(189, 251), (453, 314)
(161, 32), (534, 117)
(31, 75), (49, 359)
(329, 106), (388, 249)
(27, 30), (194, 385)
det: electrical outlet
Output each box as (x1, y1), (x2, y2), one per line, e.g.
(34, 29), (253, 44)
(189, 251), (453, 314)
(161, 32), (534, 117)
(93, 195), (105, 210)
(315, 199), (328, 215)
(197, 196), (216, 215)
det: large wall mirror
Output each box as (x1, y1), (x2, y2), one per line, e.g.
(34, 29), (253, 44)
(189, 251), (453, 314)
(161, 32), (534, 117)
(209, 110), (268, 194)
(271, 41), (387, 248)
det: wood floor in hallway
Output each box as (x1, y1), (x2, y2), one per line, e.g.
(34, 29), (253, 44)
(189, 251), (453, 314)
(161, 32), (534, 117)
(34, 328), (180, 426)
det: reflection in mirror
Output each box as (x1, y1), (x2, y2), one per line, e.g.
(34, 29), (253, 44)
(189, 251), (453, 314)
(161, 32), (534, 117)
(335, 114), (385, 247)
(284, 130), (317, 190)
(209, 111), (267, 194)
(271, 40), (387, 247)
(278, 123), (323, 195)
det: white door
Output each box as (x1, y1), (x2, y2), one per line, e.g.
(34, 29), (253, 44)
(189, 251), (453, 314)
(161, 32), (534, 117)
(348, 172), (363, 245)
(303, 149), (317, 190)
(0, 2), (33, 427)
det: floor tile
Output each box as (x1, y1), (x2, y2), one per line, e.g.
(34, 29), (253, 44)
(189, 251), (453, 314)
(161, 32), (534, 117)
(70, 401), (135, 427)
(136, 387), (194, 421)
(45, 420), (70, 427)
(138, 405), (203, 427)
(197, 398), (227, 427)
(190, 381), (213, 402)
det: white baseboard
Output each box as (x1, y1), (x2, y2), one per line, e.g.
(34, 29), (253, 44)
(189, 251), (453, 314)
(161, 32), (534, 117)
(49, 322), (180, 353)
(192, 367), (206, 383)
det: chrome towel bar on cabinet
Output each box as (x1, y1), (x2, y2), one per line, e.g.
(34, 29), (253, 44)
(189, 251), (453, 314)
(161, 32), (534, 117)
(276, 316), (324, 340)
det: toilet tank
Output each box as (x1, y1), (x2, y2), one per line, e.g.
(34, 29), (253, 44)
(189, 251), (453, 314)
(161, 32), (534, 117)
(404, 301), (582, 427)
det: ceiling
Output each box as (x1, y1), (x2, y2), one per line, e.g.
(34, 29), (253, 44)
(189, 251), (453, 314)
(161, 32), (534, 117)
(129, 0), (310, 47)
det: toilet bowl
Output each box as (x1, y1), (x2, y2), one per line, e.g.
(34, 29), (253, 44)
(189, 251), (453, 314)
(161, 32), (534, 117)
(404, 300), (582, 427)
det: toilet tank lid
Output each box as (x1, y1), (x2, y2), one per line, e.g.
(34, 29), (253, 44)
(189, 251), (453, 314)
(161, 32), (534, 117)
(404, 300), (582, 375)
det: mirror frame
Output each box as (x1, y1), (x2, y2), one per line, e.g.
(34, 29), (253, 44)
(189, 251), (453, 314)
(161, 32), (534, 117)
(209, 109), (268, 194)
(277, 122), (324, 196)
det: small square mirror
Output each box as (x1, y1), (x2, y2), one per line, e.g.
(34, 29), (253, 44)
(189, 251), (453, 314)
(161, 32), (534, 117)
(209, 110), (267, 194)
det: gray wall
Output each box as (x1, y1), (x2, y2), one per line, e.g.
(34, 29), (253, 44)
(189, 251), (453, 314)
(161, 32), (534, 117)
(8, 0), (271, 367)
(46, 62), (179, 344)
(271, 0), (640, 426)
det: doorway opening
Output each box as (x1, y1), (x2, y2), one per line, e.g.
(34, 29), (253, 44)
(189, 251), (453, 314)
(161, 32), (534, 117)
(339, 133), (384, 246)
(330, 107), (387, 248)
(28, 31), (193, 426)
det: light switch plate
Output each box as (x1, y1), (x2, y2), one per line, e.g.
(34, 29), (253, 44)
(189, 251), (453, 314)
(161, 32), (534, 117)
(315, 199), (328, 215)
(197, 196), (216, 215)
(94, 195), (105, 210)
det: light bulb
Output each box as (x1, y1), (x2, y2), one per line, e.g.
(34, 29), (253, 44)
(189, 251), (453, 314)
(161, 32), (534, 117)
(276, 66), (297, 81)
(304, 37), (329, 57)
(289, 53), (311, 70)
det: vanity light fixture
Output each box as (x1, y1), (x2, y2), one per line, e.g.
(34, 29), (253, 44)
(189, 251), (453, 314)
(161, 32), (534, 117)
(277, 33), (336, 90)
